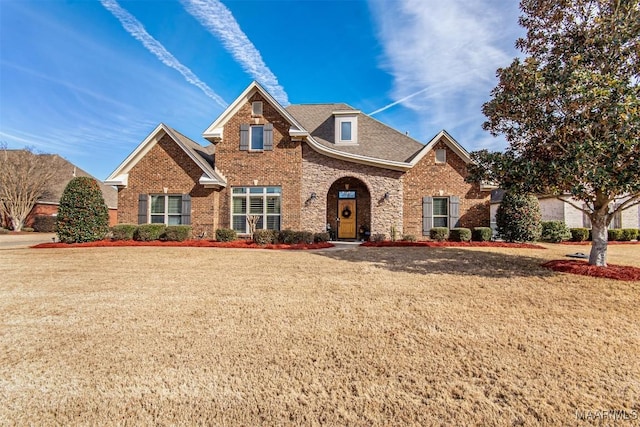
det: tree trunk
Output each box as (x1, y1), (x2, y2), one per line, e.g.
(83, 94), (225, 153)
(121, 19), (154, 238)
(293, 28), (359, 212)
(10, 217), (24, 232)
(588, 212), (608, 267)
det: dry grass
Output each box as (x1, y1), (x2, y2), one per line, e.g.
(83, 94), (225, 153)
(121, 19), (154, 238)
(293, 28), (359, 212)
(1, 244), (639, 426)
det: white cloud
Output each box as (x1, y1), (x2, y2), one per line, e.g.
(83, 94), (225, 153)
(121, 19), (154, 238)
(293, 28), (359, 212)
(100, 0), (227, 108)
(368, 0), (522, 149)
(180, 0), (289, 106)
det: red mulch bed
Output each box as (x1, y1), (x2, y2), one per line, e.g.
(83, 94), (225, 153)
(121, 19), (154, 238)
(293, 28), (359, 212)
(541, 260), (640, 281)
(361, 241), (545, 249)
(559, 241), (639, 245)
(32, 240), (334, 250)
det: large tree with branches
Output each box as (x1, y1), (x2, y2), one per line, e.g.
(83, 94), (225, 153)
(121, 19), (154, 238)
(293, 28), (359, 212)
(0, 146), (66, 231)
(468, 0), (639, 266)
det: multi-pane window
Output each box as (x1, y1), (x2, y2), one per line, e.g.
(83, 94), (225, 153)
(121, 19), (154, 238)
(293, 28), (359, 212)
(251, 126), (264, 150)
(150, 195), (182, 225)
(232, 187), (281, 233)
(433, 197), (449, 227)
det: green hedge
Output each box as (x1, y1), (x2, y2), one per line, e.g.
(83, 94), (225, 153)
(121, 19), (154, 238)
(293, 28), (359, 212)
(215, 228), (237, 242)
(608, 229), (624, 241)
(540, 221), (571, 243)
(313, 232), (331, 243)
(472, 227), (493, 242)
(449, 228), (471, 242)
(134, 224), (166, 242)
(401, 234), (417, 242)
(430, 227), (449, 242)
(111, 224), (137, 241)
(253, 229), (277, 245)
(570, 228), (589, 242)
(619, 228), (639, 242)
(163, 225), (192, 242)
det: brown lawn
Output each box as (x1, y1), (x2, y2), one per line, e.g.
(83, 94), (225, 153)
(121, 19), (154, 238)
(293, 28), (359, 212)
(1, 244), (639, 426)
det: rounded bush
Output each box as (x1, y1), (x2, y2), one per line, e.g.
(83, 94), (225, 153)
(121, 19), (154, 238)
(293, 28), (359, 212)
(401, 234), (417, 242)
(619, 228), (638, 242)
(472, 227), (493, 242)
(496, 192), (541, 242)
(56, 177), (109, 243)
(163, 225), (192, 242)
(215, 228), (237, 242)
(277, 229), (297, 244)
(449, 228), (471, 242)
(540, 221), (571, 243)
(134, 224), (166, 241)
(430, 227), (449, 242)
(313, 232), (331, 243)
(570, 228), (589, 242)
(370, 233), (386, 242)
(0, 228), (9, 235)
(253, 229), (277, 245)
(111, 224), (137, 241)
(607, 229), (624, 241)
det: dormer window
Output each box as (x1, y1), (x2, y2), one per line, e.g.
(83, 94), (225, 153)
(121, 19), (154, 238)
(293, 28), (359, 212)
(252, 101), (263, 116)
(333, 110), (359, 145)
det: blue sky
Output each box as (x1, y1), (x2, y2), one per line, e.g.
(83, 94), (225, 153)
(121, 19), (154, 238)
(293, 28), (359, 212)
(0, 0), (523, 180)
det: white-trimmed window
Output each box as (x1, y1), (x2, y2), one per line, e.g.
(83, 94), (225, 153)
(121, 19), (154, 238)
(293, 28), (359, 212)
(250, 125), (264, 150)
(435, 149), (447, 164)
(232, 187), (281, 233)
(150, 195), (182, 225)
(433, 197), (449, 227)
(252, 101), (263, 116)
(334, 111), (358, 144)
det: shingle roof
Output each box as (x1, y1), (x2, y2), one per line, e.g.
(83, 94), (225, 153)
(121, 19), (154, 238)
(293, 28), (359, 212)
(3, 150), (118, 208)
(285, 104), (424, 163)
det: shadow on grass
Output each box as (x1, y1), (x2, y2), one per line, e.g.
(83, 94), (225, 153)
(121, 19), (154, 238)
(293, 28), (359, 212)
(314, 246), (555, 279)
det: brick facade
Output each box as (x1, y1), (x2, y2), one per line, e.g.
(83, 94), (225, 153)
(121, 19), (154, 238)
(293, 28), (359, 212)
(117, 134), (217, 236)
(214, 93), (303, 230)
(403, 140), (490, 238)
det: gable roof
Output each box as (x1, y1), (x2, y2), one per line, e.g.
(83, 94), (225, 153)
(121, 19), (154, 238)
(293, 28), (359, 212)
(203, 81), (308, 142)
(105, 123), (226, 189)
(2, 150), (117, 209)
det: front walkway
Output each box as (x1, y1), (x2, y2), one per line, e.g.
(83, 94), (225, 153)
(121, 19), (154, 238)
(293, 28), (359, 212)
(0, 233), (56, 250)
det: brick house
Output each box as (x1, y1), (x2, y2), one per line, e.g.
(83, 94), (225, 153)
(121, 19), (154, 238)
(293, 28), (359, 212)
(106, 81), (491, 239)
(1, 151), (117, 229)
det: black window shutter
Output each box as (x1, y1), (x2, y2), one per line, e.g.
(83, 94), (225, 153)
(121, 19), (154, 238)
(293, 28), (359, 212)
(422, 196), (433, 235)
(449, 196), (460, 228)
(263, 123), (274, 150)
(239, 124), (249, 151)
(181, 194), (191, 225)
(138, 194), (148, 224)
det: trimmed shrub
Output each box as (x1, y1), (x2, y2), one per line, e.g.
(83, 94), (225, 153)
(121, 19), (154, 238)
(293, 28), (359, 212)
(163, 225), (192, 242)
(430, 227), (449, 242)
(370, 233), (386, 242)
(313, 232), (331, 243)
(296, 231), (314, 245)
(134, 224), (166, 241)
(496, 192), (541, 242)
(215, 228), (237, 242)
(253, 229), (277, 245)
(449, 228), (472, 242)
(278, 229), (297, 244)
(570, 228), (589, 242)
(33, 215), (57, 232)
(607, 229), (624, 241)
(540, 221), (571, 243)
(401, 234), (417, 242)
(56, 177), (109, 243)
(0, 228), (9, 235)
(619, 228), (639, 242)
(472, 227), (493, 242)
(22, 227), (34, 232)
(111, 224), (137, 241)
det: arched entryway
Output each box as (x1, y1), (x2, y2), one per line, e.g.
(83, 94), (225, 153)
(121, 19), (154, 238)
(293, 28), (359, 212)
(327, 177), (371, 240)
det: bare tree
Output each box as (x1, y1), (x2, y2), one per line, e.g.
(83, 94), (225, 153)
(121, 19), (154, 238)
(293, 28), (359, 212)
(0, 145), (66, 231)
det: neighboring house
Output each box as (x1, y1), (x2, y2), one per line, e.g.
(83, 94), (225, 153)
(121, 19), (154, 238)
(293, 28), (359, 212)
(1, 151), (118, 228)
(490, 189), (640, 230)
(106, 81), (491, 239)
